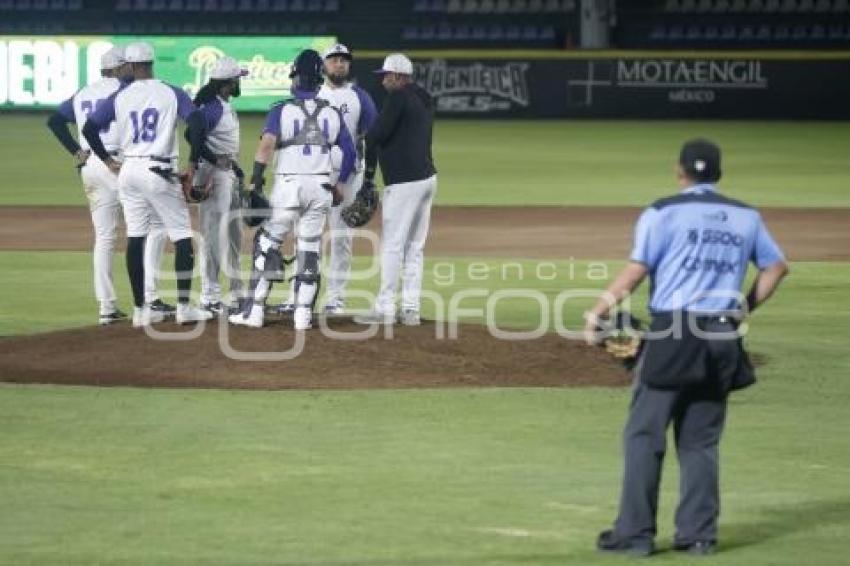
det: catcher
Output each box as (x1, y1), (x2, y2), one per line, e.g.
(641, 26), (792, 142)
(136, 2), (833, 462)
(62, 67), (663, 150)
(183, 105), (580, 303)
(184, 56), (248, 315)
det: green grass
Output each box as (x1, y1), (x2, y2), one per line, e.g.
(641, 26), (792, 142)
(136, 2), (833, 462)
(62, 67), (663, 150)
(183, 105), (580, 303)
(1, 251), (849, 564)
(4, 114), (850, 207)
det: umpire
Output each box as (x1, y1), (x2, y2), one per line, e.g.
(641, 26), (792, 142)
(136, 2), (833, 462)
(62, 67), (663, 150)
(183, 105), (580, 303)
(584, 139), (789, 557)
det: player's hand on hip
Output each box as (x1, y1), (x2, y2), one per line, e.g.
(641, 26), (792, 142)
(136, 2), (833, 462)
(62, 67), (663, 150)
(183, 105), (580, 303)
(105, 158), (122, 175)
(74, 149), (90, 167)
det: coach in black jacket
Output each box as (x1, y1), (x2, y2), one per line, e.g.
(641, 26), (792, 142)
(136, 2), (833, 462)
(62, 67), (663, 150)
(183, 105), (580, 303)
(356, 53), (437, 327)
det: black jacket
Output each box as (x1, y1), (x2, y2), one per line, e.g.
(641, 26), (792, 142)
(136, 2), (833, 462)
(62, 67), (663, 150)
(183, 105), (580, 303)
(365, 83), (436, 186)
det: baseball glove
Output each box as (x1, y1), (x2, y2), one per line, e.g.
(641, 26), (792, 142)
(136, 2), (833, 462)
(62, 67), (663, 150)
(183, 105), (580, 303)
(181, 171), (214, 203)
(341, 179), (379, 228)
(597, 311), (645, 367)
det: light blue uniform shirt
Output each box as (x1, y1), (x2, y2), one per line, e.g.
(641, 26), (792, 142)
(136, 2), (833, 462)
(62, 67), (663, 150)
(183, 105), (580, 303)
(631, 184), (785, 313)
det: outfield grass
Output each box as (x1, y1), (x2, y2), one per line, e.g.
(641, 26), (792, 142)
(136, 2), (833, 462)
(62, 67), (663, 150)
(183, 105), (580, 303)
(1, 251), (849, 564)
(4, 114), (850, 207)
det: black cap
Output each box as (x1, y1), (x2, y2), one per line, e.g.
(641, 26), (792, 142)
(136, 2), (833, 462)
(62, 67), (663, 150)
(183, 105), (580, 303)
(679, 138), (722, 183)
(289, 49), (323, 80)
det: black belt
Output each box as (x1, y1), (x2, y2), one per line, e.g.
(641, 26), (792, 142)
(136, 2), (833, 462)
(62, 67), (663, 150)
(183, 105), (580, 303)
(125, 155), (173, 163)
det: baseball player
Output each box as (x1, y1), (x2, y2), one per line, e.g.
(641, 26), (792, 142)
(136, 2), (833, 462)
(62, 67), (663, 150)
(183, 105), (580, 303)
(185, 56), (247, 315)
(46, 46), (172, 324)
(354, 53), (437, 326)
(277, 43), (377, 315)
(229, 49), (356, 331)
(82, 41), (212, 326)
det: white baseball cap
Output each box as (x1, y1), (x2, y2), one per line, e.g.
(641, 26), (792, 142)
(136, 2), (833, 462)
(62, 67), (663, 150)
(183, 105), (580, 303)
(374, 53), (413, 75)
(210, 56), (249, 80)
(100, 46), (125, 70)
(124, 42), (155, 63)
(322, 43), (352, 61)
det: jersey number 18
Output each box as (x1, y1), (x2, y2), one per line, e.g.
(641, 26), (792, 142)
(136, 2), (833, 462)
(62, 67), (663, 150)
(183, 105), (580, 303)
(130, 108), (159, 143)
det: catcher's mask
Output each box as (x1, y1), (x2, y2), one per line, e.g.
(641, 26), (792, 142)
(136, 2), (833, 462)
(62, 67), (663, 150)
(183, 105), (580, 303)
(290, 49), (323, 92)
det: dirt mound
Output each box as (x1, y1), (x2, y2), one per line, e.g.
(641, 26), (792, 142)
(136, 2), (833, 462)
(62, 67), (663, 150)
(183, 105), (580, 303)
(0, 316), (630, 390)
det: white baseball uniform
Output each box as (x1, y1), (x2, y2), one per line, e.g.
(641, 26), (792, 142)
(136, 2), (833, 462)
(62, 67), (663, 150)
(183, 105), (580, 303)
(193, 96), (243, 307)
(56, 78), (166, 315)
(89, 79), (196, 241)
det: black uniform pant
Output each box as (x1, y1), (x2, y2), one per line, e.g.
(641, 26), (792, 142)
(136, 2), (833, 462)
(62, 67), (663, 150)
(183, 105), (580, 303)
(614, 379), (728, 544)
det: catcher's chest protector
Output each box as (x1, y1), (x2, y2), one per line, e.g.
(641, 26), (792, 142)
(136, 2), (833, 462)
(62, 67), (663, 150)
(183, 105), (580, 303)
(277, 99), (332, 153)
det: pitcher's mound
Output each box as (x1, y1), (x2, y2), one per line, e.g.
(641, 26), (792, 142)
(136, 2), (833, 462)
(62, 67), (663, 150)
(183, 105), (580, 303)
(0, 316), (630, 390)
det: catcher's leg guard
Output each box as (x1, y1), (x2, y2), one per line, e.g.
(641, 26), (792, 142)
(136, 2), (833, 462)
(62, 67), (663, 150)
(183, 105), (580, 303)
(244, 229), (285, 310)
(294, 248), (321, 311)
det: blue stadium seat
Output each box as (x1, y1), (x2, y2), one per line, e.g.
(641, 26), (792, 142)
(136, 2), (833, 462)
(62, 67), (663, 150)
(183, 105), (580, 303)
(773, 23), (790, 38)
(650, 24), (667, 39)
(668, 24), (684, 39)
(756, 24), (772, 39)
(462, 0), (478, 13)
(764, 0), (780, 10)
(0, 0), (13, 9)
(730, 0), (746, 10)
(255, 0), (269, 9)
(704, 25), (719, 38)
(827, 23), (843, 38)
(522, 24), (539, 39)
(67, 0), (80, 9)
(447, 0), (461, 12)
(307, 0), (322, 11)
(413, 0), (429, 10)
(791, 24), (808, 38)
(186, 0), (201, 9)
(431, 0), (447, 12)
(541, 25), (555, 40)
(14, 0), (33, 10)
(420, 24), (436, 39)
(437, 22), (452, 39)
(150, 0), (167, 10)
(116, 0), (131, 11)
(484, 24), (501, 39)
(811, 24), (826, 38)
(290, 0), (305, 11)
(134, 0), (150, 10)
(32, 0), (46, 10)
(50, 0), (66, 9)
(686, 24), (702, 39)
(738, 24), (754, 38)
(324, 0), (339, 10)
(271, 0), (287, 10)
(402, 25), (419, 39)
(168, 0), (185, 10)
(479, 0), (495, 12)
(454, 24), (470, 39)
(202, 0), (218, 11)
(221, 0), (236, 10)
(505, 25), (520, 39)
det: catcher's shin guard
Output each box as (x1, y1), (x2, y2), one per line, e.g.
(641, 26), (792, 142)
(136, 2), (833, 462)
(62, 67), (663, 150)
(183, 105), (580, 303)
(245, 229), (285, 309)
(294, 249), (321, 311)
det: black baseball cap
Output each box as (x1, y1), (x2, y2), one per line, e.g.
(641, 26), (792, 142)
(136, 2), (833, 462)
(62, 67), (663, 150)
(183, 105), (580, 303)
(679, 138), (722, 183)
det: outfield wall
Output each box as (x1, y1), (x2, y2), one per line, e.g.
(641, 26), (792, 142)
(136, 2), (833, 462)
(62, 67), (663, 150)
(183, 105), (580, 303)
(354, 50), (850, 120)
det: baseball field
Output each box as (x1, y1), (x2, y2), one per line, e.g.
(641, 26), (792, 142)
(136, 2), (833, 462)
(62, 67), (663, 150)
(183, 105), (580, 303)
(1, 116), (849, 564)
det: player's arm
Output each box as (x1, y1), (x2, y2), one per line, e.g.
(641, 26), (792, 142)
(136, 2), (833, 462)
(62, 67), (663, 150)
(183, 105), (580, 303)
(185, 108), (220, 169)
(47, 97), (88, 165)
(364, 90), (403, 182)
(82, 92), (120, 173)
(248, 105), (282, 193)
(334, 110), (357, 184)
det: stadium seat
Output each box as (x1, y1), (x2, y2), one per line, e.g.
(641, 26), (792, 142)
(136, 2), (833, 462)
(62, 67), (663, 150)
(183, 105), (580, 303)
(680, 0), (697, 11)
(453, 24), (470, 39)
(202, 0), (218, 11)
(780, 0), (796, 9)
(134, 0), (150, 9)
(797, 0), (815, 9)
(528, 0), (544, 12)
(255, 0), (269, 9)
(150, 0), (166, 9)
(271, 0), (286, 10)
(563, 0), (576, 10)
(290, 0), (305, 11)
(764, 0), (780, 10)
(739, 24), (754, 38)
(402, 25), (419, 39)
(14, 0), (32, 10)
(792, 24), (808, 38)
(0, 0), (12, 9)
(447, 0), (461, 12)
(32, 0), (46, 10)
(431, 0), (447, 12)
(220, 0), (236, 10)
(414, 0), (428, 10)
(747, 0), (764, 11)
(168, 0), (185, 10)
(479, 0), (495, 12)
(811, 23), (826, 38)
(721, 23), (737, 38)
(773, 23), (790, 38)
(668, 24), (684, 39)
(833, 0), (846, 11)
(814, 0), (831, 10)
(495, 0), (510, 12)
(697, 0), (713, 11)
(483, 24), (500, 39)
(665, 0), (681, 11)
(686, 24), (702, 39)
(116, 0), (131, 11)
(462, 0), (478, 13)
(506, 24), (520, 39)
(420, 24), (435, 39)
(541, 25), (555, 39)
(307, 0), (323, 11)
(704, 24), (719, 38)
(713, 0), (730, 10)
(437, 22), (452, 39)
(650, 24), (667, 39)
(543, 0), (559, 11)
(522, 24), (539, 39)
(512, 0), (528, 13)
(730, 0), (746, 10)
(827, 23), (843, 38)
(756, 24), (772, 38)
(50, 0), (67, 10)
(67, 0), (80, 10)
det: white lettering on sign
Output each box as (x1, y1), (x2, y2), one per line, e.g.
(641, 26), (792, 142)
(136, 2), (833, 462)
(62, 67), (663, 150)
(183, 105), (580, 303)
(1, 39), (80, 106)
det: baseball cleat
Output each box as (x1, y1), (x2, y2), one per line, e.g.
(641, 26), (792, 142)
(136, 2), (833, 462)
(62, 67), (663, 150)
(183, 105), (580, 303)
(353, 310), (396, 325)
(294, 307), (312, 330)
(229, 305), (264, 328)
(201, 301), (224, 315)
(175, 303), (214, 325)
(149, 298), (176, 317)
(132, 305), (166, 328)
(99, 309), (127, 325)
(323, 301), (345, 315)
(596, 530), (654, 557)
(398, 310), (421, 326)
(276, 302), (296, 314)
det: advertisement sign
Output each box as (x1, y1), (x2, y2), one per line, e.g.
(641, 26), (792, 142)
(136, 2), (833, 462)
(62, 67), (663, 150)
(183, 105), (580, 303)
(355, 56), (850, 119)
(0, 35), (336, 111)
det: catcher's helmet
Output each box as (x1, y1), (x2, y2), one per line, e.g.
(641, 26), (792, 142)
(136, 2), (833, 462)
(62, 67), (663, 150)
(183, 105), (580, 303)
(290, 49), (323, 91)
(241, 190), (271, 228)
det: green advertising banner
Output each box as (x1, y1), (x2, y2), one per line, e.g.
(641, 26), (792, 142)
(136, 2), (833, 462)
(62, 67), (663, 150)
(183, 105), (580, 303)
(0, 35), (336, 111)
